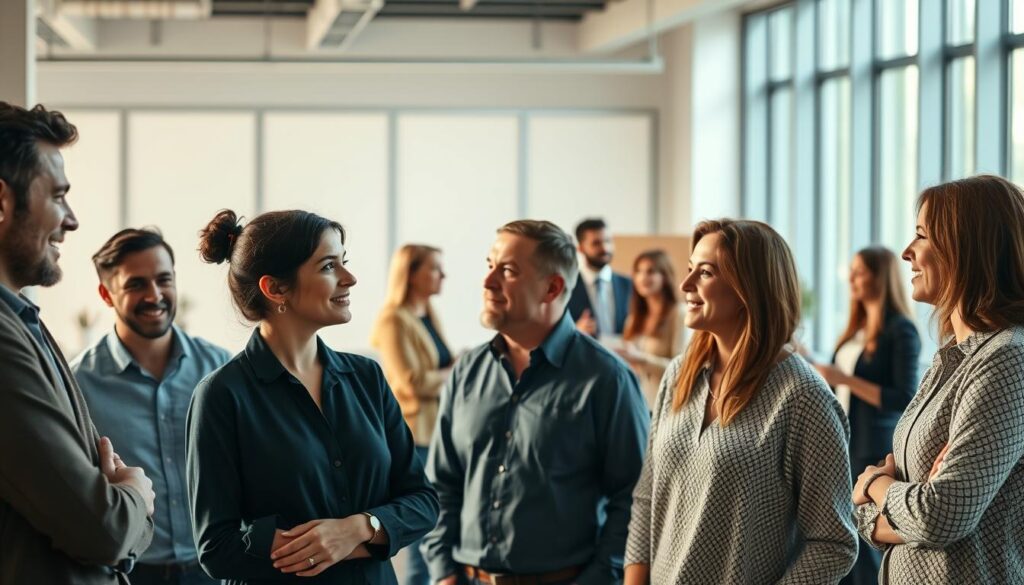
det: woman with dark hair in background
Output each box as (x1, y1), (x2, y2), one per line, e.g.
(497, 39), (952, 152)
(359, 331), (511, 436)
(187, 209), (438, 585)
(853, 175), (1024, 583)
(812, 247), (920, 585)
(369, 244), (452, 585)
(616, 250), (686, 409)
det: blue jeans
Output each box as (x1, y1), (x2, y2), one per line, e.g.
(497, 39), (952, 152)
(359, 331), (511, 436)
(404, 446), (432, 585)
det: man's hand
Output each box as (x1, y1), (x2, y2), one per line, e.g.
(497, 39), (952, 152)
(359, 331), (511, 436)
(575, 309), (597, 335)
(101, 437), (155, 516)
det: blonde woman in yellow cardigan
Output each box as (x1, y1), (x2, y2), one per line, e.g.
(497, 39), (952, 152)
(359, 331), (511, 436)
(370, 244), (453, 585)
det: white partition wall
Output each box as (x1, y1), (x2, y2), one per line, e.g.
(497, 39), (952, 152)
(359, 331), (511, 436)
(527, 114), (653, 236)
(33, 110), (123, 357)
(396, 114), (520, 351)
(263, 112), (390, 354)
(127, 112), (257, 353)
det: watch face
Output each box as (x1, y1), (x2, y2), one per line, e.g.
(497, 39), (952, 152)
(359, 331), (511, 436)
(369, 514), (381, 530)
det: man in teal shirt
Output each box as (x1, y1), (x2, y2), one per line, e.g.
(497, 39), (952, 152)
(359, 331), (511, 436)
(71, 228), (231, 585)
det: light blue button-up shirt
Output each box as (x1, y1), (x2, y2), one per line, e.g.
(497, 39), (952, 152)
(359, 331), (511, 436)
(70, 326), (231, 564)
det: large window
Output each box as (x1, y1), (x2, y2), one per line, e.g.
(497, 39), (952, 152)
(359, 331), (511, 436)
(743, 0), (1014, 353)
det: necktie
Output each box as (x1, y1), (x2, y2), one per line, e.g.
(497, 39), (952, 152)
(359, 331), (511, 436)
(594, 278), (614, 336)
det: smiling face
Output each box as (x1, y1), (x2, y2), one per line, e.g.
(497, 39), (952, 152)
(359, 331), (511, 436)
(0, 143), (79, 289)
(481, 232), (553, 332)
(902, 204), (941, 305)
(100, 246), (177, 340)
(284, 229), (357, 327)
(849, 253), (879, 303)
(410, 251), (445, 298)
(679, 232), (745, 338)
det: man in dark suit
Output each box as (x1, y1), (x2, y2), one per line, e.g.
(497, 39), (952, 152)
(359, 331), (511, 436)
(0, 102), (154, 584)
(567, 218), (632, 337)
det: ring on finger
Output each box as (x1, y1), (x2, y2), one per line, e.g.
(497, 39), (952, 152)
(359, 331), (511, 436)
(308, 557), (316, 567)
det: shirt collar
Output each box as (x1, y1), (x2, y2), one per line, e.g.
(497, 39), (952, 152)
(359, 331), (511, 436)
(0, 284), (41, 325)
(244, 328), (353, 383)
(488, 311), (576, 369)
(104, 324), (188, 374)
(950, 328), (1003, 358)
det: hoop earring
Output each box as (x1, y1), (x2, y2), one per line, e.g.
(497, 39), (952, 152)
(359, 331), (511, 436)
(277, 304), (287, 314)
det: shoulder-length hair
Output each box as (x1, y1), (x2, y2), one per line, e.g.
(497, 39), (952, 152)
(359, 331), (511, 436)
(918, 175), (1024, 341)
(623, 249), (679, 340)
(672, 219), (801, 425)
(382, 244), (442, 310)
(835, 247), (913, 356)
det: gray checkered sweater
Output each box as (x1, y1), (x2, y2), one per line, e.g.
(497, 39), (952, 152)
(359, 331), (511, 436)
(625, 353), (857, 584)
(854, 327), (1024, 584)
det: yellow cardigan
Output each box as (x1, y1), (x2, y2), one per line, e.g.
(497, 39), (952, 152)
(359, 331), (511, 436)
(369, 305), (449, 446)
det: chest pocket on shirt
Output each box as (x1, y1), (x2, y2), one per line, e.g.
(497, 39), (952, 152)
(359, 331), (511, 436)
(525, 388), (595, 477)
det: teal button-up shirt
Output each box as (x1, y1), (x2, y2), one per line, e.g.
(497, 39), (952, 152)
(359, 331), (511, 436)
(70, 326), (231, 564)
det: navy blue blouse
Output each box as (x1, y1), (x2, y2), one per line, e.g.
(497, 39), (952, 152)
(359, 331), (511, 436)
(419, 316), (452, 368)
(186, 329), (439, 584)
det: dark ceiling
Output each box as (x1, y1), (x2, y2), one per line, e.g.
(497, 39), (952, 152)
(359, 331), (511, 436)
(212, 0), (607, 21)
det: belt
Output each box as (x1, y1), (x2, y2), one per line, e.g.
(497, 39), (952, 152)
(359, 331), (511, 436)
(463, 565), (583, 585)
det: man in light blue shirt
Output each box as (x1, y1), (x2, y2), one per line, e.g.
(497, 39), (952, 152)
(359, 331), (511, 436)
(71, 228), (231, 585)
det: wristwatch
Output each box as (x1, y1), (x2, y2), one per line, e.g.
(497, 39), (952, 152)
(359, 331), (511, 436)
(362, 512), (381, 543)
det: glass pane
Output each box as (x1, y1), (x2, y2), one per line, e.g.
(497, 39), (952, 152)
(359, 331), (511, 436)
(1014, 0), (1024, 34)
(817, 77), (852, 351)
(947, 0), (975, 45)
(1011, 50), (1024, 183)
(818, 0), (851, 71)
(769, 87), (794, 242)
(744, 12), (770, 222)
(769, 7), (794, 81)
(878, 66), (919, 257)
(946, 56), (976, 179)
(877, 0), (919, 59)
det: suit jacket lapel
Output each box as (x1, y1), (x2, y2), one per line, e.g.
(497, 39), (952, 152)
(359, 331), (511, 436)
(40, 321), (98, 457)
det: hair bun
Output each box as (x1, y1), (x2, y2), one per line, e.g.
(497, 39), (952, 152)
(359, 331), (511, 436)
(199, 209), (243, 264)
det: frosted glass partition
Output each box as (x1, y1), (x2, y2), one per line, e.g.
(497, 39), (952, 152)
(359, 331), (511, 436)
(396, 114), (519, 351)
(527, 114), (653, 236)
(263, 112), (390, 354)
(127, 112), (257, 352)
(33, 110), (123, 357)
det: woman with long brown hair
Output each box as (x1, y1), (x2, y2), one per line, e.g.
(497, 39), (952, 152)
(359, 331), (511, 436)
(854, 175), (1024, 583)
(616, 250), (686, 408)
(812, 247), (920, 585)
(624, 219), (856, 584)
(369, 244), (452, 585)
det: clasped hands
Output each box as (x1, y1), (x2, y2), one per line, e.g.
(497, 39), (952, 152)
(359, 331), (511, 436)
(853, 444), (949, 506)
(98, 436), (155, 516)
(270, 517), (373, 577)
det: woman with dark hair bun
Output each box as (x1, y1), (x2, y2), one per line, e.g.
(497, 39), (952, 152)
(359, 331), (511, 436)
(187, 209), (439, 585)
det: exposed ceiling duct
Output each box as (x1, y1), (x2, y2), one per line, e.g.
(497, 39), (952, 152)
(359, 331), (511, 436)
(56, 0), (213, 19)
(306, 0), (382, 51)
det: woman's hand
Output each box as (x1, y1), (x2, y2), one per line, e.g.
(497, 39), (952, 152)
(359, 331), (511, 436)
(853, 454), (896, 506)
(271, 517), (372, 577)
(928, 443), (949, 481)
(813, 363), (847, 387)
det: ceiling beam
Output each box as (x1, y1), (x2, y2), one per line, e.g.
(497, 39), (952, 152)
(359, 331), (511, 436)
(578, 0), (751, 53)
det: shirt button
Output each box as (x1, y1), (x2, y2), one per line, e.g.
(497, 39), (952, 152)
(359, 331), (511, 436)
(165, 457), (172, 464)
(490, 536), (498, 544)
(510, 395), (518, 403)
(498, 465), (506, 474)
(504, 431), (512, 440)
(333, 460), (342, 468)
(492, 500), (501, 509)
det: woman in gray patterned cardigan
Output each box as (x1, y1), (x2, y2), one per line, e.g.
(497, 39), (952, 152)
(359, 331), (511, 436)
(853, 175), (1024, 584)
(624, 219), (857, 585)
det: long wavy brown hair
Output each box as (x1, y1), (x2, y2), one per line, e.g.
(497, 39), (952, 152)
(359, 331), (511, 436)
(834, 247), (913, 357)
(623, 249), (679, 340)
(917, 175), (1024, 341)
(672, 219), (800, 425)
